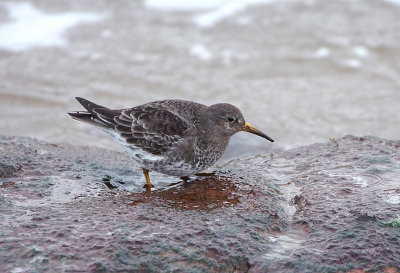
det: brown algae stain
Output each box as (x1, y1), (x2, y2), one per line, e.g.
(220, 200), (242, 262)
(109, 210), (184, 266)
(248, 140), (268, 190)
(0, 181), (16, 188)
(126, 176), (240, 211)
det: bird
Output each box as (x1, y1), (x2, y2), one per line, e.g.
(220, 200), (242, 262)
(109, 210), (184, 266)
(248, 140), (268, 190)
(68, 97), (274, 189)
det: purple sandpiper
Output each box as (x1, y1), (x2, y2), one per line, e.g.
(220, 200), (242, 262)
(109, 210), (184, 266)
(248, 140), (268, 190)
(68, 97), (274, 189)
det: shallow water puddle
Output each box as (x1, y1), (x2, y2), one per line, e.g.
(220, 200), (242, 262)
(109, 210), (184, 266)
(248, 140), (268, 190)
(268, 157), (302, 217)
(126, 176), (244, 211)
(261, 227), (309, 261)
(3, 175), (102, 207)
(326, 170), (385, 188)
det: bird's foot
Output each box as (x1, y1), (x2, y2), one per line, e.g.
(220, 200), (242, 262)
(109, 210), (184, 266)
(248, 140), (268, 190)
(180, 172), (216, 182)
(180, 176), (190, 182)
(194, 171), (216, 177)
(143, 183), (154, 191)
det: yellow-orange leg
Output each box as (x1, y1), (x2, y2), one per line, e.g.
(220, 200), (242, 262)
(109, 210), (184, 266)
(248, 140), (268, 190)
(142, 169), (154, 189)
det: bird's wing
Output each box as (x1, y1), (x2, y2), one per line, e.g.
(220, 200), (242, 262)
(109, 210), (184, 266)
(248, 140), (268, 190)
(98, 104), (191, 156)
(69, 97), (194, 156)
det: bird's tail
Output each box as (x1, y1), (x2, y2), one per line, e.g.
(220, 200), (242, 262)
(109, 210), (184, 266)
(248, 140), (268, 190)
(68, 97), (120, 130)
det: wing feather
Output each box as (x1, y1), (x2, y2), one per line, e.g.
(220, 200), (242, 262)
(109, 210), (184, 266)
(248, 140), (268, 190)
(115, 104), (190, 156)
(71, 98), (196, 157)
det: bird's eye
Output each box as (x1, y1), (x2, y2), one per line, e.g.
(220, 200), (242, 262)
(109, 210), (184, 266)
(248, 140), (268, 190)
(227, 117), (235, 122)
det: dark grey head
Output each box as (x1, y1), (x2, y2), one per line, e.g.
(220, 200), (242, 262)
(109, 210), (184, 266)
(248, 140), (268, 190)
(202, 103), (274, 142)
(203, 103), (245, 136)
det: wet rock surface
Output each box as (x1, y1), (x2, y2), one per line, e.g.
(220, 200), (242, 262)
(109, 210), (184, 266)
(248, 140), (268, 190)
(1, 135), (399, 272)
(229, 136), (400, 272)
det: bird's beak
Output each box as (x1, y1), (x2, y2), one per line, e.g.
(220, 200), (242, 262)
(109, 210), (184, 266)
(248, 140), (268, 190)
(242, 122), (274, 142)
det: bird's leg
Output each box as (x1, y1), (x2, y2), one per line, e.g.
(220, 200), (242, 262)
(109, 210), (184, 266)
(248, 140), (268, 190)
(142, 169), (154, 189)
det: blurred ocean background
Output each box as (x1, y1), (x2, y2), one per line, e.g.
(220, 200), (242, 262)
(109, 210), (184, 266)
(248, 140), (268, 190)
(0, 0), (399, 160)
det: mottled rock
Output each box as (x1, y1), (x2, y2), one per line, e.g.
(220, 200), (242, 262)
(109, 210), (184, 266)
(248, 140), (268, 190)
(0, 135), (399, 272)
(227, 136), (400, 272)
(0, 161), (18, 178)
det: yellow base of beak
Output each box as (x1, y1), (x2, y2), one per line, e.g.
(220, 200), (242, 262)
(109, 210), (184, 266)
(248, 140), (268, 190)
(242, 122), (274, 142)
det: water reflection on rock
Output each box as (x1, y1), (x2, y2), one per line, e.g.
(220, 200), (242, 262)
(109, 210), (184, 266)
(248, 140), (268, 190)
(127, 176), (241, 211)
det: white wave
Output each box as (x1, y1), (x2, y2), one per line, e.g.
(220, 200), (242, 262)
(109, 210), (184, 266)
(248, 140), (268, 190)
(382, 0), (400, 5)
(144, 0), (233, 10)
(315, 47), (331, 58)
(343, 59), (362, 68)
(352, 46), (369, 57)
(194, 0), (279, 28)
(144, 0), (282, 28)
(190, 44), (213, 60)
(0, 2), (104, 52)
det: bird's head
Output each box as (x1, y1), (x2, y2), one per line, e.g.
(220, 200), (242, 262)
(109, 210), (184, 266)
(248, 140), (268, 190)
(203, 103), (274, 142)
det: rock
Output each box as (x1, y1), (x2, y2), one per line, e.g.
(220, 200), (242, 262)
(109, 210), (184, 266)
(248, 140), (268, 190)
(0, 161), (18, 178)
(0, 135), (399, 272)
(227, 136), (400, 272)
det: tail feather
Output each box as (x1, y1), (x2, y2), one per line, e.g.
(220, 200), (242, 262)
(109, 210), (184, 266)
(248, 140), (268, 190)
(93, 107), (119, 125)
(68, 111), (111, 130)
(68, 97), (120, 130)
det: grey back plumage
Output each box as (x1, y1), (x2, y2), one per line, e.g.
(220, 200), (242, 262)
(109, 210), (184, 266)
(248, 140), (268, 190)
(115, 103), (195, 156)
(70, 98), (206, 158)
